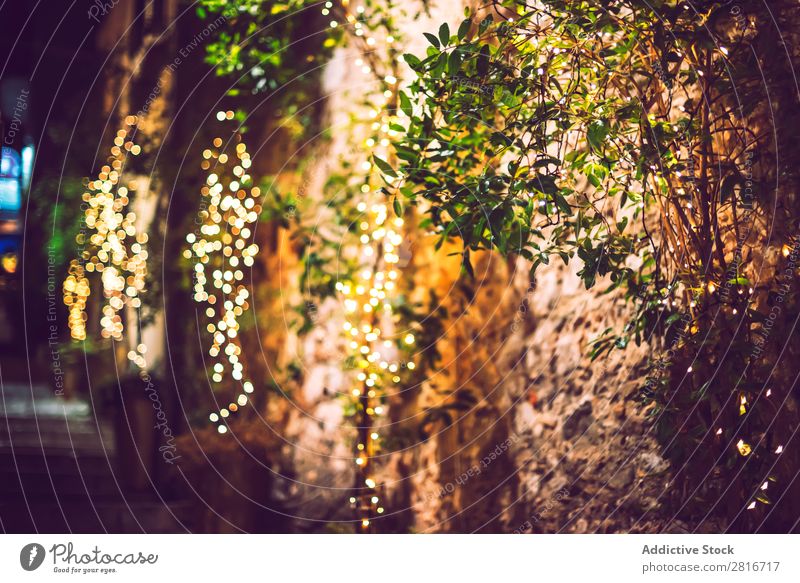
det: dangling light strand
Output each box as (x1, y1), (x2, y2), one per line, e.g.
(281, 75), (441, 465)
(64, 115), (149, 368)
(191, 115), (261, 434)
(323, 0), (412, 532)
(339, 197), (410, 531)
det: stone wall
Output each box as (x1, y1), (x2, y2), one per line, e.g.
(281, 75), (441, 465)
(509, 258), (676, 533)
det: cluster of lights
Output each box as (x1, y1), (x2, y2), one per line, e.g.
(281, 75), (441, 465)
(321, 0), (409, 532)
(325, 0), (397, 52)
(338, 199), (414, 531)
(63, 260), (90, 341)
(63, 116), (149, 368)
(186, 115), (261, 434)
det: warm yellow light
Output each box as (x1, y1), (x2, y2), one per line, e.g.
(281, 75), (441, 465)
(736, 439), (751, 456)
(63, 121), (149, 353)
(1, 253), (17, 273)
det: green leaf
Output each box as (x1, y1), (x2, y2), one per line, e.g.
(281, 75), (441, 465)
(457, 18), (471, 40)
(403, 53), (422, 70)
(490, 131), (513, 147)
(393, 197), (403, 217)
(727, 276), (750, 286)
(438, 23), (450, 47)
(553, 193), (572, 215)
(476, 44), (490, 75)
(399, 91), (413, 118)
(424, 32), (440, 49)
(587, 120), (609, 150)
(447, 50), (462, 75)
(372, 156), (397, 178)
(462, 250), (474, 277)
(432, 52), (447, 77)
(530, 173), (557, 195)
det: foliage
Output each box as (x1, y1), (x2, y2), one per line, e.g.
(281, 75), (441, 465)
(196, 0), (336, 150)
(386, 0), (800, 525)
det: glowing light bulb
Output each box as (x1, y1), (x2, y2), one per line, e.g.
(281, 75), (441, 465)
(736, 439), (752, 456)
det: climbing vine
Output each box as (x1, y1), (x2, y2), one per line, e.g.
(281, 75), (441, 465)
(384, 0), (800, 525)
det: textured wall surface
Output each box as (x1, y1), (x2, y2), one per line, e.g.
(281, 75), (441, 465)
(509, 258), (675, 533)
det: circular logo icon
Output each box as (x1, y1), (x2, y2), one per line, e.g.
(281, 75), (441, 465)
(19, 543), (46, 571)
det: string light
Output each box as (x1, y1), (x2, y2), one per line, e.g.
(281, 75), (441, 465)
(63, 115), (149, 368)
(325, 0), (410, 532)
(339, 198), (410, 531)
(190, 115), (261, 432)
(63, 261), (90, 341)
(736, 439), (752, 456)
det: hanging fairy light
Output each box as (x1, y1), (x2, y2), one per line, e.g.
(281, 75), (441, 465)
(63, 261), (90, 341)
(337, 197), (409, 531)
(63, 115), (149, 368)
(318, 0), (411, 532)
(188, 114), (261, 434)
(190, 0), (406, 525)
